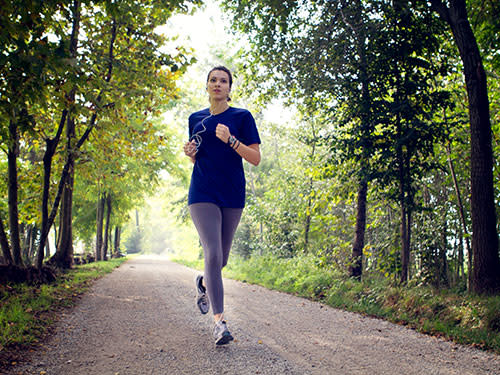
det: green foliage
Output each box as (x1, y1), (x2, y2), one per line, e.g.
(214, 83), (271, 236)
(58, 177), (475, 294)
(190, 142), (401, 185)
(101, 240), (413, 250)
(123, 226), (143, 254)
(0, 0), (203, 267)
(225, 253), (343, 298)
(218, 0), (491, 287)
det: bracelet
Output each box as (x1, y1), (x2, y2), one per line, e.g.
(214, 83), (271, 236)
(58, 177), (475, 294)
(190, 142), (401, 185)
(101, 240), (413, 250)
(233, 140), (240, 151)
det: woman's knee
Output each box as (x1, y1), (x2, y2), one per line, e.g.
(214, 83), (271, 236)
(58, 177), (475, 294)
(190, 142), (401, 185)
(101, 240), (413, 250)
(205, 249), (222, 268)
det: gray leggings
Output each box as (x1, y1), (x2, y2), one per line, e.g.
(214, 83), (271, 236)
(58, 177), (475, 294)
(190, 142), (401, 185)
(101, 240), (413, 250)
(189, 203), (243, 315)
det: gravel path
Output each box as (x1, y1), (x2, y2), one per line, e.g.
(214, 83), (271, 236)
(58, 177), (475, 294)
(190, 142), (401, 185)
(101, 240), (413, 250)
(6, 255), (500, 375)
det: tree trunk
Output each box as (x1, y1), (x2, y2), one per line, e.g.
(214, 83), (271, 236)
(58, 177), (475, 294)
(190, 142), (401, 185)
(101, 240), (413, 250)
(304, 177), (312, 252)
(399, 191), (409, 283)
(8, 118), (23, 267)
(341, 0), (372, 281)
(430, 0), (500, 294)
(457, 229), (464, 281)
(0, 217), (13, 265)
(396, 114), (409, 283)
(54, 167), (74, 268)
(96, 193), (105, 261)
(37, 110), (67, 269)
(114, 226), (121, 256)
(20, 223), (28, 262)
(47, 0), (81, 270)
(103, 193), (112, 261)
(26, 224), (37, 262)
(45, 236), (51, 258)
(350, 179), (367, 280)
(52, 116), (76, 269)
(406, 208), (413, 280)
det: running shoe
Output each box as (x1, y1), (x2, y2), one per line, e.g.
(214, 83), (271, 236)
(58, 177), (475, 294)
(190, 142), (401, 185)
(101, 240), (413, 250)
(213, 320), (234, 346)
(195, 275), (209, 314)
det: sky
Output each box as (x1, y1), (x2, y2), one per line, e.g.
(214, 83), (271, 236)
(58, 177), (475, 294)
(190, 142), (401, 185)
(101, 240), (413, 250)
(159, 1), (236, 67)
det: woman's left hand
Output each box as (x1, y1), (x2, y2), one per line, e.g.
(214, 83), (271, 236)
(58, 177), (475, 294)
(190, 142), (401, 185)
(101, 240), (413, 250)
(215, 123), (230, 143)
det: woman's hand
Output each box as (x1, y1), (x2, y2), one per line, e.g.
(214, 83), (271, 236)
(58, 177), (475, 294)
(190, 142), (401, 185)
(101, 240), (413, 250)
(184, 140), (197, 163)
(215, 123), (230, 143)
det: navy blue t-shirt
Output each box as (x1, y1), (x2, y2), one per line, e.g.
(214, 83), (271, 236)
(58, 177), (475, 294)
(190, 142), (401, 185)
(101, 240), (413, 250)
(188, 107), (261, 208)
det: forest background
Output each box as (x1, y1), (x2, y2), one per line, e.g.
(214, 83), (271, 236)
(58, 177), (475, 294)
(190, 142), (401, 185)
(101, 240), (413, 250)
(1, 0), (500, 353)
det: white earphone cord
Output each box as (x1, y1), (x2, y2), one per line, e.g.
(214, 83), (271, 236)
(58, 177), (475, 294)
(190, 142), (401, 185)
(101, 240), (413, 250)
(190, 113), (212, 151)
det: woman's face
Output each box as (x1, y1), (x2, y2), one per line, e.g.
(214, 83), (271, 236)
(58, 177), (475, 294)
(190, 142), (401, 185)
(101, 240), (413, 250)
(207, 69), (231, 102)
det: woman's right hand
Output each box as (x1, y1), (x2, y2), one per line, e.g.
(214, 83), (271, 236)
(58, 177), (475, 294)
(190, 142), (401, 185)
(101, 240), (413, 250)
(184, 140), (197, 162)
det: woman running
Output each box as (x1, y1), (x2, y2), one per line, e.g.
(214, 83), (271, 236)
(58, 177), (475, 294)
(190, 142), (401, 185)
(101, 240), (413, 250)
(183, 66), (261, 345)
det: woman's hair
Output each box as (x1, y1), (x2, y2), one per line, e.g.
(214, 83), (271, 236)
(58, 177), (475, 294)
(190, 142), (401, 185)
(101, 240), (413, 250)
(207, 66), (233, 87)
(207, 66), (233, 101)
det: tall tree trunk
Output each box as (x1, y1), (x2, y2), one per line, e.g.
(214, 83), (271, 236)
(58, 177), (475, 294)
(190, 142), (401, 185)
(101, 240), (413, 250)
(406, 208), (413, 280)
(8, 118), (23, 267)
(430, 0), (500, 294)
(350, 179), (367, 280)
(103, 194), (112, 261)
(45, 236), (51, 258)
(304, 176), (313, 252)
(457, 229), (464, 281)
(0, 217), (13, 264)
(396, 115), (409, 283)
(96, 194), (105, 261)
(20, 223), (28, 261)
(114, 226), (121, 256)
(37, 110), (67, 269)
(341, 0), (372, 281)
(53, 117), (76, 269)
(399, 187), (409, 283)
(55, 164), (74, 268)
(48, 0), (81, 270)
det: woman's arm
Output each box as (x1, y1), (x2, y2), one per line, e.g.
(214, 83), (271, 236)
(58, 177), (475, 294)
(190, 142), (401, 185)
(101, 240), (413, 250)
(233, 142), (261, 166)
(215, 124), (261, 166)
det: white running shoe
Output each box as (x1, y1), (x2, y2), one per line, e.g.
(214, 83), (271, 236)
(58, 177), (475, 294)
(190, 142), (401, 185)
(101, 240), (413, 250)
(213, 320), (234, 346)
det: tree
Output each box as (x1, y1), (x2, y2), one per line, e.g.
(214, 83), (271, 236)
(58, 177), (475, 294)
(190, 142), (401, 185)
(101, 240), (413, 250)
(48, 0), (199, 268)
(225, 0), (450, 283)
(429, 0), (500, 294)
(0, 0), (72, 269)
(0, 0), (201, 274)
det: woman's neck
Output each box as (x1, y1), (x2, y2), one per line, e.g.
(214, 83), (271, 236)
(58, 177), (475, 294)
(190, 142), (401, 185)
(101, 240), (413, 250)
(209, 101), (229, 115)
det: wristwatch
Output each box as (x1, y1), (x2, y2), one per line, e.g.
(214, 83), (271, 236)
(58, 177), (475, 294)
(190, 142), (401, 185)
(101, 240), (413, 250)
(228, 135), (236, 146)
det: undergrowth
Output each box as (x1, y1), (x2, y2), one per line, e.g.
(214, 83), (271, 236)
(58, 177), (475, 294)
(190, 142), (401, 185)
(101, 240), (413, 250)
(0, 257), (128, 352)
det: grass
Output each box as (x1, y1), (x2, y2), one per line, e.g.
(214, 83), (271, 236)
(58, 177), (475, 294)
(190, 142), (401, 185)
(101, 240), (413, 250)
(0, 257), (128, 353)
(175, 253), (500, 354)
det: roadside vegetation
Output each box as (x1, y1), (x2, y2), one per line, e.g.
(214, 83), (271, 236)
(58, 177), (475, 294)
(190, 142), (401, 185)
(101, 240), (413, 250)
(0, 258), (128, 356)
(172, 253), (500, 354)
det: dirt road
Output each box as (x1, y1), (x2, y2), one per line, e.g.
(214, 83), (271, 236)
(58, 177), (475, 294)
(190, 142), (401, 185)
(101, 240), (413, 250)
(6, 255), (500, 374)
